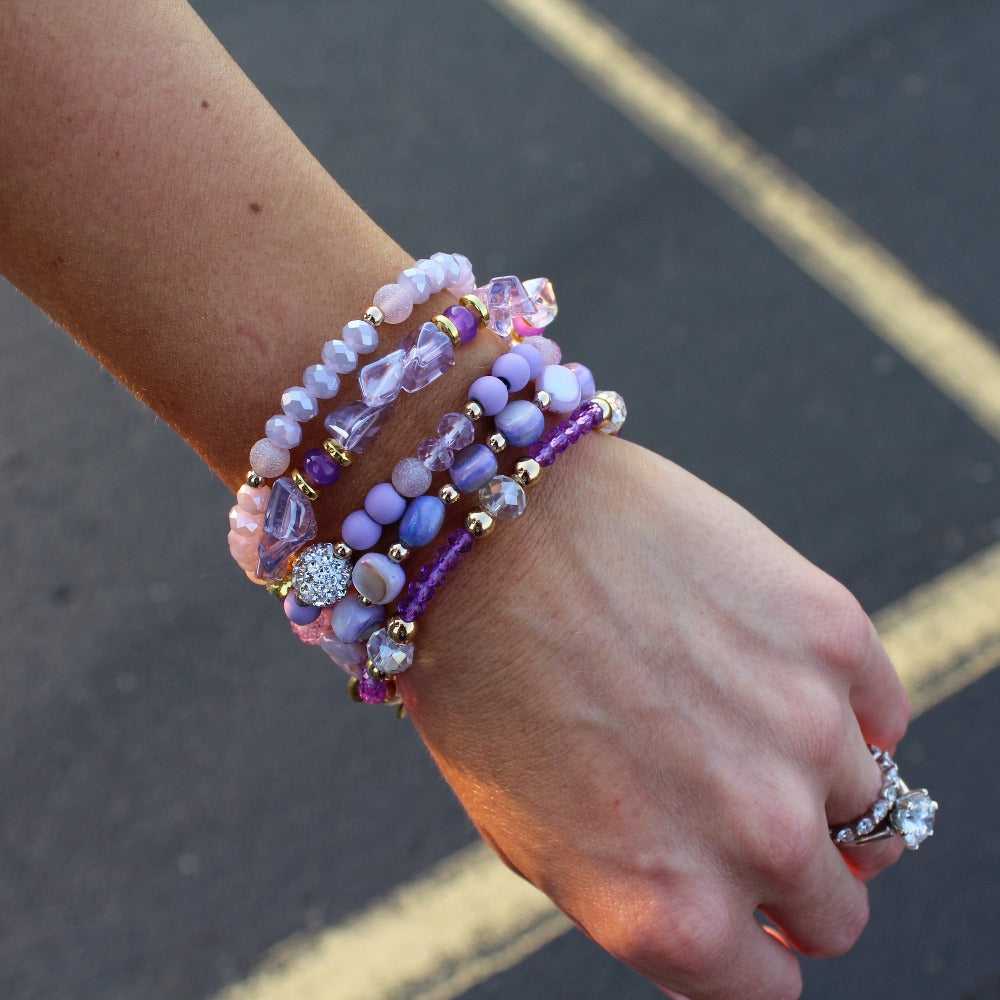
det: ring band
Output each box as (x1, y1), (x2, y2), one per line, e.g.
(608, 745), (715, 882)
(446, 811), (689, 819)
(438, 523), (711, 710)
(830, 745), (937, 851)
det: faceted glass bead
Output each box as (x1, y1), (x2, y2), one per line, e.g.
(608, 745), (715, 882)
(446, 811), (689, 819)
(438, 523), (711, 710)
(303, 363), (340, 399)
(474, 275), (535, 340)
(324, 400), (394, 454)
(342, 319), (379, 354)
(437, 412), (475, 449)
(522, 277), (558, 328)
(414, 257), (447, 293)
(417, 436), (454, 472)
(229, 506), (262, 536)
(479, 476), (526, 520)
(358, 669), (388, 704)
(236, 483), (270, 515)
(281, 386), (319, 422)
(398, 266), (432, 305)
(366, 629), (414, 676)
(595, 390), (628, 435)
(321, 339), (359, 374)
(265, 413), (301, 449)
(290, 542), (353, 607)
(359, 348), (406, 406)
(401, 322), (455, 393)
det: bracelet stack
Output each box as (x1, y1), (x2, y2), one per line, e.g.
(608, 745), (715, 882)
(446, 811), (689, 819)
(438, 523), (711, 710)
(226, 259), (627, 709)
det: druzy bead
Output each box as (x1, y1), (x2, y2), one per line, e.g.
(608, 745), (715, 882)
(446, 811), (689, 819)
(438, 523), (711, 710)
(494, 399), (545, 447)
(281, 386), (319, 423)
(510, 342), (544, 379)
(322, 339), (359, 374)
(359, 349), (406, 406)
(342, 319), (379, 354)
(284, 591), (321, 625)
(443, 304), (478, 344)
(358, 669), (388, 704)
(399, 495), (446, 548)
(265, 413), (302, 449)
(342, 509), (382, 550)
(353, 553), (406, 604)
(302, 447), (341, 487)
(303, 364), (340, 399)
(491, 352), (532, 392)
(468, 375), (508, 416)
(325, 400), (394, 454)
(401, 322), (455, 393)
(536, 364), (581, 414)
(437, 412), (475, 450)
(364, 482), (406, 525)
(450, 444), (498, 493)
(417, 437), (454, 472)
(566, 362), (596, 400)
(398, 266), (432, 304)
(373, 282), (414, 324)
(290, 542), (353, 606)
(391, 457), (432, 498)
(330, 594), (385, 643)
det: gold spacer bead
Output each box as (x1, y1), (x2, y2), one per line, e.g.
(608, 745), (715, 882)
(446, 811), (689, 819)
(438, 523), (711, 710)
(246, 470), (265, 488)
(291, 469), (319, 502)
(348, 676), (362, 702)
(431, 314), (461, 346)
(387, 617), (416, 643)
(333, 541), (353, 560)
(322, 438), (354, 467)
(357, 595), (373, 607)
(465, 508), (496, 538)
(459, 293), (489, 327)
(438, 483), (460, 505)
(367, 662), (389, 684)
(464, 400), (484, 422)
(363, 305), (384, 326)
(487, 432), (507, 454)
(513, 458), (543, 488)
(590, 395), (613, 429)
(533, 390), (552, 411)
(267, 579), (294, 600)
(387, 542), (411, 562)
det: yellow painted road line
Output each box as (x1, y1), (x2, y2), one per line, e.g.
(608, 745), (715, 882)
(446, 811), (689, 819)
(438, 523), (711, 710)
(489, 0), (1000, 443)
(215, 540), (1000, 1000)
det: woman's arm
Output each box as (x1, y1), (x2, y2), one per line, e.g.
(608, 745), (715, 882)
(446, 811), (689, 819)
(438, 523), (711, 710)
(0, 4), (911, 997)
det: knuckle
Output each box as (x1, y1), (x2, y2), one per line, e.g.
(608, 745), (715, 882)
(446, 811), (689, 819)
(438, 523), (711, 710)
(806, 579), (875, 675)
(738, 790), (824, 885)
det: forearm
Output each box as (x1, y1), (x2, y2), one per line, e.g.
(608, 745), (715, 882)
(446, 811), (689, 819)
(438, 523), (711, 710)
(0, 0), (484, 494)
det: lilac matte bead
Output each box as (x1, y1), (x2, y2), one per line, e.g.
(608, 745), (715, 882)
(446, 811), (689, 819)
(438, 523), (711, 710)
(281, 386), (319, 422)
(284, 592), (321, 625)
(303, 447), (341, 486)
(392, 457), (433, 498)
(342, 319), (379, 355)
(495, 399), (546, 447)
(468, 375), (509, 416)
(443, 305), (478, 344)
(510, 342), (544, 379)
(303, 364), (340, 399)
(330, 595), (385, 644)
(364, 482), (406, 525)
(491, 352), (532, 392)
(265, 413), (302, 449)
(342, 509), (382, 550)
(450, 444), (498, 493)
(537, 364), (582, 414)
(399, 495), (446, 548)
(566, 362), (596, 400)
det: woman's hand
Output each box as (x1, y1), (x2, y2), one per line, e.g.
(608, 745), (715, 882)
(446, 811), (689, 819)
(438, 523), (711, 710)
(400, 436), (910, 1000)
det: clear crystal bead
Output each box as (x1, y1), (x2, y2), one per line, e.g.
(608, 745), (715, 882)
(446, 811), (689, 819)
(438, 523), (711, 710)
(366, 629), (414, 676)
(474, 275), (535, 340)
(594, 390), (627, 435)
(521, 277), (558, 328)
(359, 349), (406, 406)
(479, 476), (526, 519)
(291, 542), (353, 606)
(437, 412), (475, 450)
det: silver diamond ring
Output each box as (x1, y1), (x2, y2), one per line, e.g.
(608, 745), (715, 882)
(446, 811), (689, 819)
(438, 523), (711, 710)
(830, 745), (937, 850)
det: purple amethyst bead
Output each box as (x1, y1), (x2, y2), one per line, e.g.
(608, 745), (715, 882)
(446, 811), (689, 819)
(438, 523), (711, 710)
(419, 564), (449, 588)
(563, 422), (582, 444)
(364, 482), (407, 525)
(448, 528), (475, 552)
(491, 352), (532, 392)
(450, 444), (498, 494)
(284, 591), (321, 625)
(551, 433), (570, 453)
(529, 443), (556, 467)
(399, 495), (446, 548)
(398, 600), (426, 623)
(443, 304), (478, 344)
(439, 549), (461, 572)
(358, 670), (388, 704)
(302, 447), (341, 487)
(468, 375), (509, 416)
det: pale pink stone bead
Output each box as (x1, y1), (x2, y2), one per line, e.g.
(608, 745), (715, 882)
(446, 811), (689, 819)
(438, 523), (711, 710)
(372, 282), (414, 325)
(249, 438), (290, 478)
(229, 506), (263, 537)
(531, 336), (563, 368)
(236, 483), (271, 515)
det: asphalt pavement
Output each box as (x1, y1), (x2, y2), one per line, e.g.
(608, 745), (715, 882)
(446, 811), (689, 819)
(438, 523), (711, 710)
(1, 2), (998, 997)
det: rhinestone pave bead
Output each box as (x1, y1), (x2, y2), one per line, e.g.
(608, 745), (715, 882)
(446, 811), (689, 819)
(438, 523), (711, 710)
(291, 543), (353, 607)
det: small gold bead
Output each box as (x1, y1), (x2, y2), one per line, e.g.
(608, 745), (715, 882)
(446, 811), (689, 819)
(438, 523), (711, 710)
(431, 314), (461, 346)
(487, 432), (507, 454)
(388, 542), (411, 562)
(591, 395), (613, 429)
(464, 400), (484, 422)
(291, 469), (319, 502)
(348, 676), (362, 702)
(387, 617), (416, 643)
(459, 293), (489, 327)
(357, 594), (373, 607)
(533, 390), (552, 410)
(513, 458), (542, 488)
(267, 579), (293, 600)
(396, 703), (408, 720)
(465, 508), (496, 538)
(438, 483), (460, 505)
(363, 305), (384, 326)
(322, 438), (354, 466)
(246, 470), (264, 488)
(368, 662), (389, 684)
(333, 541), (353, 560)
